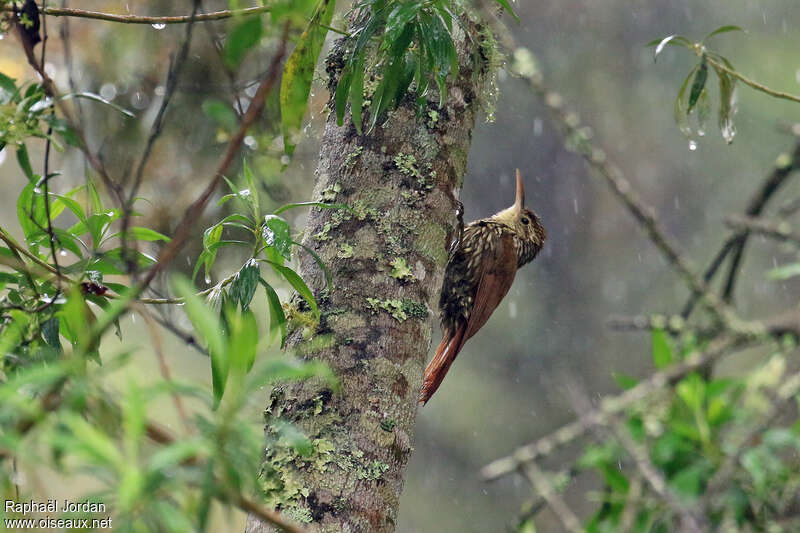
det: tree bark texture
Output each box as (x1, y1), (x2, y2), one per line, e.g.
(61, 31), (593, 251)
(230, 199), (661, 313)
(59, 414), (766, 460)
(246, 17), (491, 533)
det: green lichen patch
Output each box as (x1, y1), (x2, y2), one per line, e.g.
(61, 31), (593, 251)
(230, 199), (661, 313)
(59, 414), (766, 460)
(380, 419), (396, 432)
(344, 146), (363, 168)
(313, 222), (333, 241)
(351, 199), (379, 221)
(389, 257), (414, 281)
(427, 109), (439, 127)
(365, 297), (428, 322)
(394, 153), (422, 180)
(337, 243), (354, 258)
(394, 153), (435, 191)
(357, 459), (390, 481)
(285, 506), (314, 524)
(320, 182), (342, 202)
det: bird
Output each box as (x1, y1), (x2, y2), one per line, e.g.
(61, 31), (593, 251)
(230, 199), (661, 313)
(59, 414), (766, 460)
(419, 170), (546, 404)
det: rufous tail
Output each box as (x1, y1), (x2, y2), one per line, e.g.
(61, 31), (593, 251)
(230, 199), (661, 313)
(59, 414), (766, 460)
(419, 327), (466, 405)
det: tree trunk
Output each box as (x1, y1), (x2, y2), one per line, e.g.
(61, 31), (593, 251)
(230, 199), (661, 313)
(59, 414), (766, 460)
(246, 18), (490, 533)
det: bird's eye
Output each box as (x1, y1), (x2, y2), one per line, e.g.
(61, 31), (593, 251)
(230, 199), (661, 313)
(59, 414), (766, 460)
(521, 217), (530, 225)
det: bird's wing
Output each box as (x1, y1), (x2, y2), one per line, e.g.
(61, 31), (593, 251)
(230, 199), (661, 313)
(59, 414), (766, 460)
(463, 227), (518, 342)
(419, 224), (517, 405)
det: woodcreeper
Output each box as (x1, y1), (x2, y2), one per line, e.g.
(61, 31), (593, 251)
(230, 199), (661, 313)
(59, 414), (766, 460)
(419, 170), (546, 404)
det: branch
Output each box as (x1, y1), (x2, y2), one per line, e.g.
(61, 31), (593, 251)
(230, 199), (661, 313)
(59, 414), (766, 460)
(706, 55), (800, 105)
(725, 215), (800, 245)
(123, 0), (202, 275)
(520, 461), (585, 533)
(607, 314), (690, 335)
(480, 336), (743, 481)
(0, 4), (272, 25)
(682, 140), (800, 317)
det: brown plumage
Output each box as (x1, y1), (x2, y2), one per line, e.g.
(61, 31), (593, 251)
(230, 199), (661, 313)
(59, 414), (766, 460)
(419, 170), (546, 404)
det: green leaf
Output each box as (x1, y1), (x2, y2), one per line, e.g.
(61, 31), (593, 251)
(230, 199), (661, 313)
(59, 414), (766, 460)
(0, 72), (16, 95)
(669, 462), (711, 498)
(712, 62), (737, 144)
(41, 317), (62, 352)
(280, 0), (336, 156)
(17, 182), (47, 244)
(198, 223), (224, 280)
(704, 25), (744, 41)
(695, 88), (711, 136)
(349, 56), (365, 134)
(148, 438), (207, 473)
(492, 0), (520, 22)
(674, 64), (699, 137)
(0, 310), (29, 359)
(242, 160), (261, 220)
(224, 16), (264, 68)
(676, 373), (706, 412)
(52, 228), (84, 257)
(227, 307), (259, 372)
(261, 279), (287, 348)
(202, 99), (239, 131)
(109, 226), (172, 243)
(172, 277), (228, 408)
(334, 65), (354, 127)
(58, 289), (92, 351)
(16, 144), (35, 182)
(59, 92), (135, 118)
(647, 34), (690, 61)
(57, 413), (124, 469)
(50, 190), (87, 223)
(230, 259), (261, 310)
(652, 329), (673, 369)
(262, 215), (292, 260)
(687, 58), (708, 114)
(271, 263), (318, 317)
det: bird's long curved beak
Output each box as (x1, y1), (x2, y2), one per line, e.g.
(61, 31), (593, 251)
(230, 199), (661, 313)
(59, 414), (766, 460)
(514, 169), (525, 213)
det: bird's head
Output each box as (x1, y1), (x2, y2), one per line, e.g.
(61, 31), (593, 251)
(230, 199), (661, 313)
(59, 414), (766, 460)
(492, 170), (546, 246)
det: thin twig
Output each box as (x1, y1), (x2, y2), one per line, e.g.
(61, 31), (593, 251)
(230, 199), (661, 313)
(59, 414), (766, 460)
(520, 461), (585, 533)
(725, 215), (800, 245)
(39, 1), (64, 297)
(706, 55), (800, 105)
(138, 305), (192, 433)
(0, 4), (272, 25)
(607, 314), (690, 335)
(682, 140), (800, 317)
(123, 0), (201, 275)
(481, 336), (742, 481)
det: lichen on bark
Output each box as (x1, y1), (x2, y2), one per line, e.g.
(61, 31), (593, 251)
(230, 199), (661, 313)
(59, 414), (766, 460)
(246, 14), (492, 533)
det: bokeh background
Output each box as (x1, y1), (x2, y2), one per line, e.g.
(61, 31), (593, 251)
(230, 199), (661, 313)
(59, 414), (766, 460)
(2, 1), (800, 531)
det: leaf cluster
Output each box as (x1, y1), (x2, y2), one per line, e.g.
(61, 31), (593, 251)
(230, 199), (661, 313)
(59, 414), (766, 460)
(648, 26), (743, 144)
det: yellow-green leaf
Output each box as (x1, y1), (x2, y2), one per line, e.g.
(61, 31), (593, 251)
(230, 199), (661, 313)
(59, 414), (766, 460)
(280, 0), (336, 157)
